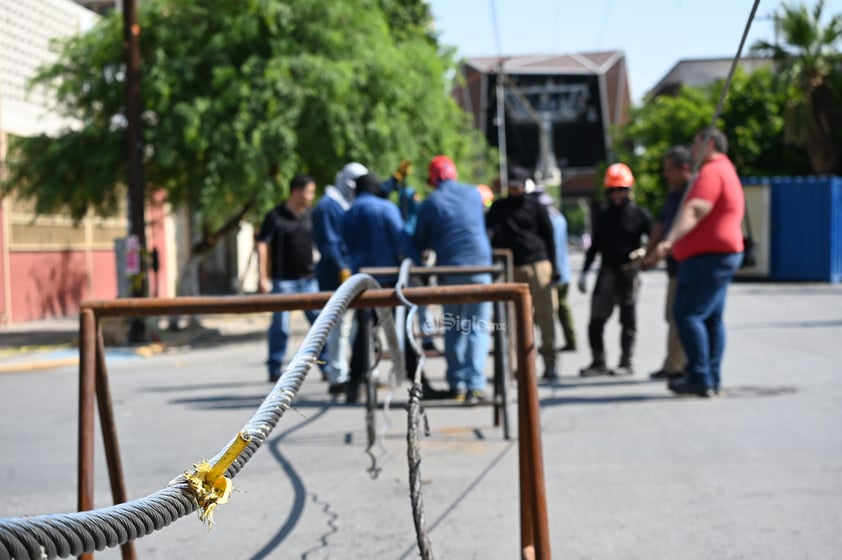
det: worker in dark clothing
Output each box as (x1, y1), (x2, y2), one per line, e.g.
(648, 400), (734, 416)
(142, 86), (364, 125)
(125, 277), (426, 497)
(341, 172), (420, 403)
(578, 163), (653, 377)
(487, 172), (559, 380)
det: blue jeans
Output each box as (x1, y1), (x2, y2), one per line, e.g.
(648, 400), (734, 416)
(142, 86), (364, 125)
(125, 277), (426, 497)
(322, 310), (353, 384)
(267, 278), (321, 376)
(673, 253), (741, 390)
(439, 273), (493, 392)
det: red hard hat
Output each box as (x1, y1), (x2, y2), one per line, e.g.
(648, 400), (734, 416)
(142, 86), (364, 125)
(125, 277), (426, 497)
(604, 163), (635, 188)
(427, 155), (458, 186)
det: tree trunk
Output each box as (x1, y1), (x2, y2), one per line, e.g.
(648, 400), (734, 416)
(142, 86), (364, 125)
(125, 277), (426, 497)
(807, 84), (838, 175)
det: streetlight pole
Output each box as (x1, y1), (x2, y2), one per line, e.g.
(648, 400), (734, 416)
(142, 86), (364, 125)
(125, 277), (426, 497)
(123, 0), (147, 342)
(496, 64), (508, 197)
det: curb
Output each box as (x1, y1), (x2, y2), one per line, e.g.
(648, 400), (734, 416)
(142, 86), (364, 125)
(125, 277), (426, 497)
(0, 341), (170, 375)
(0, 357), (79, 374)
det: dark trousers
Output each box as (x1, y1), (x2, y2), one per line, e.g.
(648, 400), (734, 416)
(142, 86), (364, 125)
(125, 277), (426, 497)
(348, 307), (420, 394)
(587, 267), (640, 366)
(556, 283), (577, 347)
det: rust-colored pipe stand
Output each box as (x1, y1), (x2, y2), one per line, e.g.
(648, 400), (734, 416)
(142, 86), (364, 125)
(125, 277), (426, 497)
(77, 283), (550, 559)
(96, 326), (136, 560)
(77, 310), (96, 560)
(514, 290), (550, 559)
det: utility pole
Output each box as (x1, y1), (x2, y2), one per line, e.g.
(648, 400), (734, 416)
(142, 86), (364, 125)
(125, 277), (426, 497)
(124, 0), (147, 343)
(495, 64), (508, 197)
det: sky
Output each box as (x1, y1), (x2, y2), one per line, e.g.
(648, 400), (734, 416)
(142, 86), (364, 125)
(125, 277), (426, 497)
(427, 0), (842, 102)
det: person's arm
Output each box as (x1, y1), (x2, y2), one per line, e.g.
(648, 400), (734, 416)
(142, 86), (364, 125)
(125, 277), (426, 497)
(582, 220), (601, 273)
(642, 222), (665, 268)
(386, 205), (420, 264)
(578, 213), (601, 292)
(256, 241), (271, 294)
(413, 202), (430, 253)
(314, 207), (350, 271)
(255, 212), (275, 293)
(536, 203), (557, 278)
(485, 202), (500, 245)
(657, 198), (713, 257)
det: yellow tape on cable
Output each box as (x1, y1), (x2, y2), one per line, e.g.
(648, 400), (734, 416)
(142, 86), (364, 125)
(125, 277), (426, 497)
(184, 431), (251, 528)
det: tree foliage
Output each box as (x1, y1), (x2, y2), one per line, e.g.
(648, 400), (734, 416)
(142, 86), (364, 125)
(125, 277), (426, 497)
(750, 0), (842, 174)
(614, 68), (811, 216)
(2, 0), (493, 255)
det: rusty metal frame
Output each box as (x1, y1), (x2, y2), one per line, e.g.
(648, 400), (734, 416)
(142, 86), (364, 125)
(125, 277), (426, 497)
(359, 262), (512, 439)
(78, 282), (551, 559)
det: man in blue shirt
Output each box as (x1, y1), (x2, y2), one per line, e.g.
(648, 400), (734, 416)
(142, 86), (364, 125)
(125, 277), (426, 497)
(312, 162), (367, 393)
(414, 155), (493, 405)
(341, 172), (419, 402)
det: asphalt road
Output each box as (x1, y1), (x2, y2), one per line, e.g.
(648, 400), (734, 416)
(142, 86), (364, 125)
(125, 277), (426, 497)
(1, 261), (841, 559)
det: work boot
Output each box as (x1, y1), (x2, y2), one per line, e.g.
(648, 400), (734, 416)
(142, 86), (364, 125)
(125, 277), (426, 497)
(345, 381), (361, 404)
(668, 378), (714, 398)
(464, 389), (487, 406)
(328, 381), (348, 395)
(421, 376), (453, 400)
(579, 361), (609, 377)
(612, 358), (634, 376)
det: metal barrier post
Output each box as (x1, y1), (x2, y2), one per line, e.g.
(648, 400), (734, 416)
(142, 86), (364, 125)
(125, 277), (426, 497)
(514, 288), (550, 559)
(77, 309), (96, 560)
(76, 283), (550, 558)
(95, 325), (136, 560)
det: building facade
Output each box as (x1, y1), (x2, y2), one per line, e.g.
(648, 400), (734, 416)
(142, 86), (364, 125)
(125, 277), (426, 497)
(0, 0), (170, 324)
(454, 51), (632, 198)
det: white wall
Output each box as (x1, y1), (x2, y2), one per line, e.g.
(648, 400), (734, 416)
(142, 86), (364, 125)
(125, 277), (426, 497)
(0, 0), (98, 136)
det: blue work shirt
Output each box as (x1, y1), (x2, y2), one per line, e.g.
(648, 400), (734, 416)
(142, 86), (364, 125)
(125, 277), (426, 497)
(414, 179), (492, 266)
(548, 209), (572, 285)
(397, 186), (421, 236)
(341, 191), (419, 283)
(312, 192), (350, 289)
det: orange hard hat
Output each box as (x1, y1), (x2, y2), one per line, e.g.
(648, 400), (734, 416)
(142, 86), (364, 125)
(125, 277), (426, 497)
(476, 184), (494, 207)
(604, 163), (635, 188)
(427, 155), (458, 186)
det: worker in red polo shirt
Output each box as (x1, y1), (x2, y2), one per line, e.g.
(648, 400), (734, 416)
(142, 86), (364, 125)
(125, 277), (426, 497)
(657, 127), (745, 398)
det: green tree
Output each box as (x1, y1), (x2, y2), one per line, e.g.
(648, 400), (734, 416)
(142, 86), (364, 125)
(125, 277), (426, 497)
(613, 83), (713, 213)
(2, 0), (493, 290)
(750, 0), (842, 174)
(614, 68), (810, 216)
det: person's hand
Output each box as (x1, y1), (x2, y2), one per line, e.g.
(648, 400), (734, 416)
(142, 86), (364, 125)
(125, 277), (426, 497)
(656, 240), (672, 260)
(338, 268), (352, 283)
(641, 252), (658, 270)
(551, 269), (561, 284)
(393, 159), (412, 183)
(259, 278), (272, 294)
(577, 273), (587, 294)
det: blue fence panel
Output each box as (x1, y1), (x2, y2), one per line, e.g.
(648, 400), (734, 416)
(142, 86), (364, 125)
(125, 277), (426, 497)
(770, 176), (842, 283)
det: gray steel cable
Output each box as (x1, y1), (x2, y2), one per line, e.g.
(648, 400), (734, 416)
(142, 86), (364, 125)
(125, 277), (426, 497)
(395, 258), (434, 560)
(0, 274), (400, 560)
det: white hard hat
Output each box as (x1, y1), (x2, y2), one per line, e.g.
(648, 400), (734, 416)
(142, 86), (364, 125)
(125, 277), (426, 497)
(524, 178), (537, 194)
(336, 162), (368, 191)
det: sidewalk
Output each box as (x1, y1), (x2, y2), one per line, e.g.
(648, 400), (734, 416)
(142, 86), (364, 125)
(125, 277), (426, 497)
(0, 312), (280, 374)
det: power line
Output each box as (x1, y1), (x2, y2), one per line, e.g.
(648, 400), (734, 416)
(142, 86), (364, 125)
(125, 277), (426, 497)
(489, 0), (502, 57)
(596, 0), (615, 49)
(489, 0), (508, 192)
